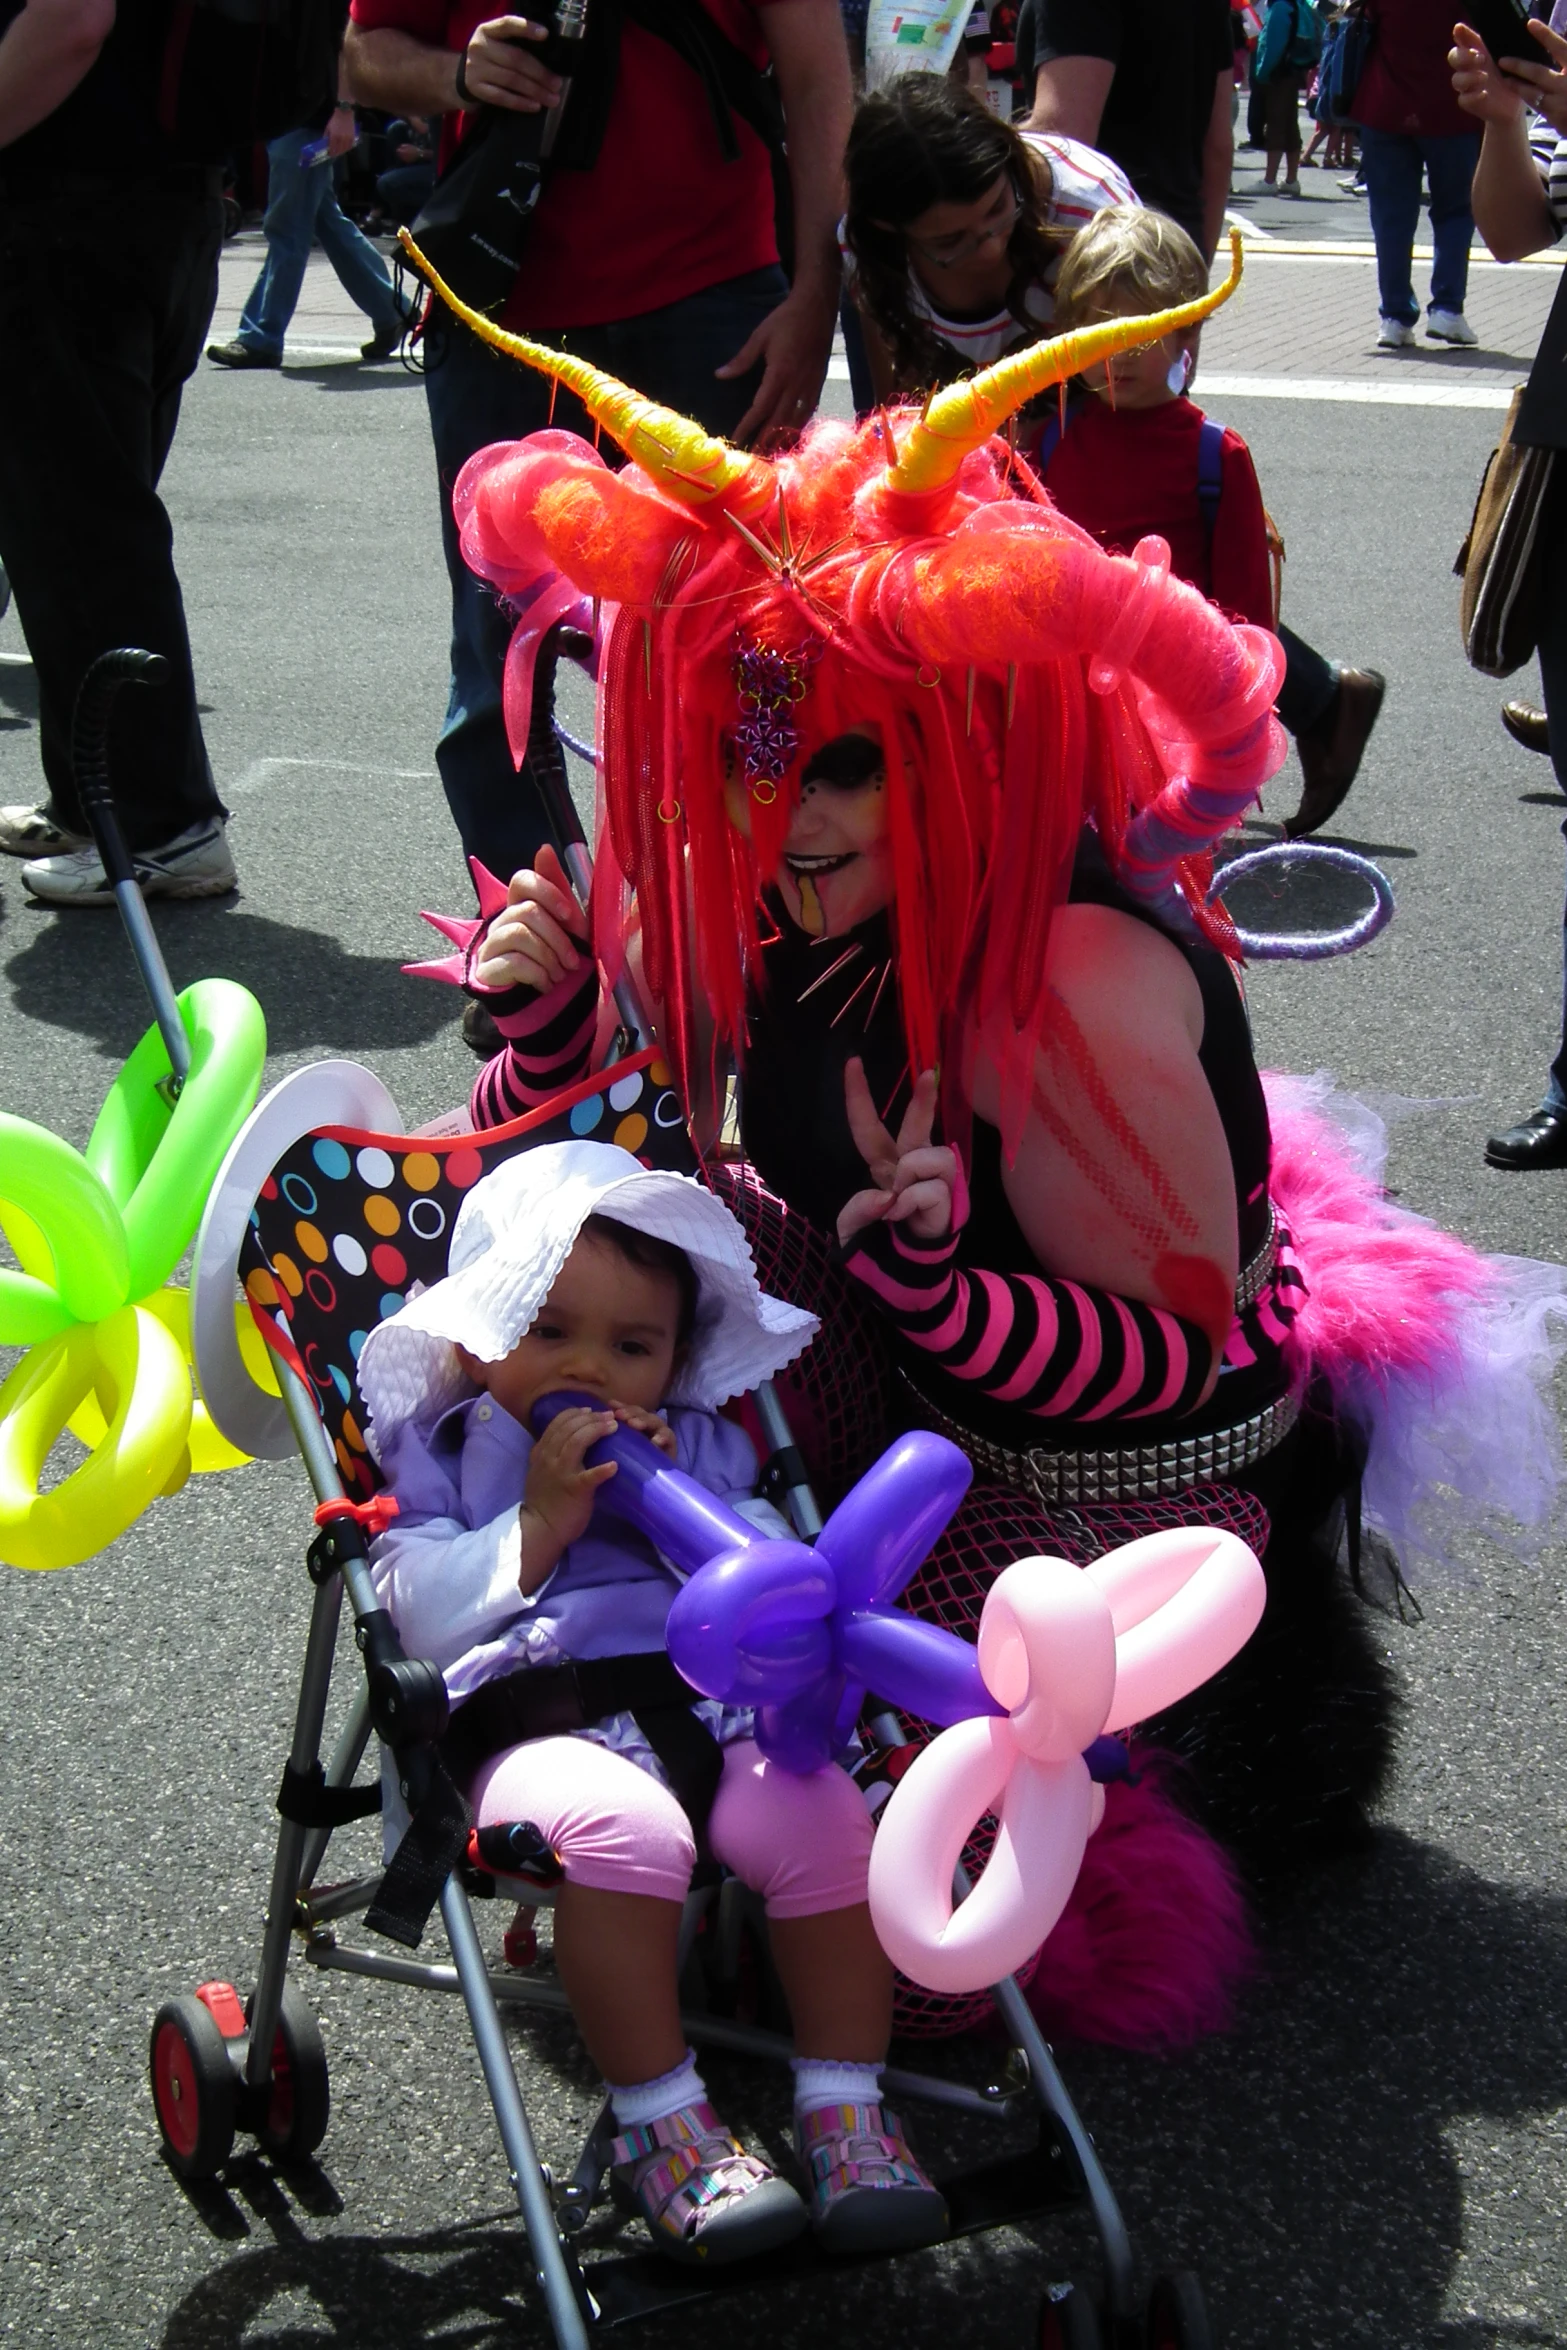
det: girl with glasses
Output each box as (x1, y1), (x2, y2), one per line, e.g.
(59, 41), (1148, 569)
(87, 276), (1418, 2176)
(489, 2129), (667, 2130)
(840, 71), (1133, 402)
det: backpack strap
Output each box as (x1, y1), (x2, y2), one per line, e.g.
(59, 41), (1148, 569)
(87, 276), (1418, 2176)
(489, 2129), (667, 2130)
(1033, 391), (1086, 473)
(1197, 415), (1226, 556)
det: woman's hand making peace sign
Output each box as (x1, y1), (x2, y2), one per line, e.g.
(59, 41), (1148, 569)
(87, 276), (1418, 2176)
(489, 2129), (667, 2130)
(836, 1061), (960, 1248)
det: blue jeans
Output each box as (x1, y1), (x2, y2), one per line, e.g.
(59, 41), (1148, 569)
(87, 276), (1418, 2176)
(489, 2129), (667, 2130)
(423, 263), (789, 886)
(237, 128), (405, 360)
(1358, 125), (1482, 324)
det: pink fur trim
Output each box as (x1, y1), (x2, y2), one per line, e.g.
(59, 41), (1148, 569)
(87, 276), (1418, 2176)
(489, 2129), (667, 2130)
(1264, 1083), (1491, 1397)
(1025, 1767), (1253, 2051)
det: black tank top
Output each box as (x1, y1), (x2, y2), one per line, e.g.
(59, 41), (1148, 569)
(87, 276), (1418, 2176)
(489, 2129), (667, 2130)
(738, 835), (1284, 1443)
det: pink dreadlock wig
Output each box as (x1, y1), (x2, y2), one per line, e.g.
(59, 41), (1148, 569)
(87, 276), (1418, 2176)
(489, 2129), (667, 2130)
(405, 230), (1286, 1145)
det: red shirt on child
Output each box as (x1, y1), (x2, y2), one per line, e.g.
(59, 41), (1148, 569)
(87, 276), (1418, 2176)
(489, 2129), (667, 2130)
(1038, 394), (1275, 631)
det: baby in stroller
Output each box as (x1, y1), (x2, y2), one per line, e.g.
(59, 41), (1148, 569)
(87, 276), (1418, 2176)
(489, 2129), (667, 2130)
(357, 1138), (950, 2268)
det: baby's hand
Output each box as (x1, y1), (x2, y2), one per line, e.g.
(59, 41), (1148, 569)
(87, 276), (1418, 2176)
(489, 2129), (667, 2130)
(520, 1404), (617, 1574)
(473, 843), (590, 995)
(608, 1400), (678, 1460)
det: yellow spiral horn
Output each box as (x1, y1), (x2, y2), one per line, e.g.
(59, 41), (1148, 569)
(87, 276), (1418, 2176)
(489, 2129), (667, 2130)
(399, 230), (777, 521)
(887, 226), (1246, 503)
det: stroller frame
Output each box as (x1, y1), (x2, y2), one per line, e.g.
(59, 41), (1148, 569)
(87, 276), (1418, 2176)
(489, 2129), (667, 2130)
(230, 1336), (1136, 2345)
(119, 633), (1214, 2349)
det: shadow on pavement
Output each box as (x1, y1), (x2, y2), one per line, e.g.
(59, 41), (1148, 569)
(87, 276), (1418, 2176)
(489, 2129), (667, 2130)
(149, 1831), (1567, 2349)
(2, 905), (460, 1059)
(0, 657), (38, 727)
(282, 365), (424, 394)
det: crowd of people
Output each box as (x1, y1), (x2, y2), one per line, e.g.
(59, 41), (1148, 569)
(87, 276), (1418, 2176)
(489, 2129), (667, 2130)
(7, 0), (1567, 2276)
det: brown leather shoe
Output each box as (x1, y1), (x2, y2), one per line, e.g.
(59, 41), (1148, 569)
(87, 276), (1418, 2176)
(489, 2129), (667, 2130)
(1501, 700), (1551, 755)
(1283, 667), (1386, 838)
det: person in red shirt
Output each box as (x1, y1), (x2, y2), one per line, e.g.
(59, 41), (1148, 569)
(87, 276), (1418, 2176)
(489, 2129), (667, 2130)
(1352, 0), (1483, 347)
(1037, 206), (1274, 629)
(1036, 206), (1334, 833)
(342, 0), (851, 967)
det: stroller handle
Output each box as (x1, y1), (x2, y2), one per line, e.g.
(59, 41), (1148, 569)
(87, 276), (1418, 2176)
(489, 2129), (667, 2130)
(69, 648), (192, 1093)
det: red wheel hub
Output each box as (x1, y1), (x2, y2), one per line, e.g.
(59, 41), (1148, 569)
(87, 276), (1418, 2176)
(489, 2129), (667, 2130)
(152, 2022), (200, 2161)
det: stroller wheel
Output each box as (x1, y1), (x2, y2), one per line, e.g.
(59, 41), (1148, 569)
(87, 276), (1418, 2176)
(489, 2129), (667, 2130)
(150, 1997), (237, 2179)
(244, 1984), (330, 2160)
(1145, 2272), (1214, 2350)
(1037, 2281), (1103, 2350)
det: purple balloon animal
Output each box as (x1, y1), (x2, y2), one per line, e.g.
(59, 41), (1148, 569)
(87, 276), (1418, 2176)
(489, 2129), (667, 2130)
(532, 1392), (1002, 1773)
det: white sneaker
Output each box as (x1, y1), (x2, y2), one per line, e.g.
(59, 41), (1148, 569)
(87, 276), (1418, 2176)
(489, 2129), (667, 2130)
(21, 817), (236, 906)
(0, 803), (88, 857)
(1426, 309), (1477, 346)
(1376, 316), (1416, 349)
(1280, 176), (1302, 197)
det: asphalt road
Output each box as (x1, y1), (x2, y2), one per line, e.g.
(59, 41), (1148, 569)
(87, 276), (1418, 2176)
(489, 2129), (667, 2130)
(2, 169), (1566, 2350)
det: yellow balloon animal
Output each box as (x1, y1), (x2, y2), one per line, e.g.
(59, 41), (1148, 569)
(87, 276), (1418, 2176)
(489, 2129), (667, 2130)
(0, 979), (269, 1570)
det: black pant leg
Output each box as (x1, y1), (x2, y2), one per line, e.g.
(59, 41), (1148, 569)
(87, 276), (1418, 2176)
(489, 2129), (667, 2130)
(1274, 620), (1338, 740)
(0, 178), (224, 848)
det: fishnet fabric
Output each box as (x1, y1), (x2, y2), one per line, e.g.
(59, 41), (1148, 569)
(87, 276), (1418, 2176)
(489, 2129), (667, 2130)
(709, 1159), (894, 1505)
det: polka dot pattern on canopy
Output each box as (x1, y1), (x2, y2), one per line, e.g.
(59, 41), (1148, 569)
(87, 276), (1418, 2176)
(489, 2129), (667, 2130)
(241, 1055), (694, 1493)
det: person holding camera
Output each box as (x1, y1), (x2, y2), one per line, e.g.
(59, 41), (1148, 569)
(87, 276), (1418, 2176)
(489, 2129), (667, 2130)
(1452, 12), (1567, 1167)
(343, 0), (852, 934)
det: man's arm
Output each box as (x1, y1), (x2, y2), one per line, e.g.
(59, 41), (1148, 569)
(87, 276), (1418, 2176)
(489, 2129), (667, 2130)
(343, 11), (560, 121)
(0, 0), (114, 148)
(1024, 50), (1113, 137)
(1199, 63), (1233, 263)
(716, 0), (853, 445)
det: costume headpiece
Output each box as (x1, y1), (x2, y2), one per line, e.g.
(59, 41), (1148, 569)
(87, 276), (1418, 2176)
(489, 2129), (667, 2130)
(402, 229), (1286, 1144)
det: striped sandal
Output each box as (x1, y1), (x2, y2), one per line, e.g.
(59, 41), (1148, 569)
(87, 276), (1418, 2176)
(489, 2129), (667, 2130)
(609, 2101), (809, 2267)
(797, 2101), (950, 2255)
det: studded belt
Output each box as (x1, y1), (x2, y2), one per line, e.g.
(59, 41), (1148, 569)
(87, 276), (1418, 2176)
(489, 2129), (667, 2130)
(903, 1380), (1301, 1507)
(1234, 1206), (1278, 1314)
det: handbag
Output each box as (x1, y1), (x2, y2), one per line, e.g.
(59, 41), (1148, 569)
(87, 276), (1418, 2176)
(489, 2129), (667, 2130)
(1455, 386), (1558, 678)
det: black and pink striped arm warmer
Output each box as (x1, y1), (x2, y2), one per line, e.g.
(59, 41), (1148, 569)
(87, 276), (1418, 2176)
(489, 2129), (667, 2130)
(840, 1216), (1215, 1423)
(466, 952), (599, 1131)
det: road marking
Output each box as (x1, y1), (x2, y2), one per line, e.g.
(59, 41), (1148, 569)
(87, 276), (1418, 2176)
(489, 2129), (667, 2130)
(1229, 238), (1564, 266)
(231, 755), (436, 794)
(1197, 370), (1512, 406)
(1226, 208), (1273, 238)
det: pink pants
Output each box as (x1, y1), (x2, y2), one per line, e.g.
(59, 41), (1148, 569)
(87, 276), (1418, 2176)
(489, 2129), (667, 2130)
(471, 1735), (873, 1917)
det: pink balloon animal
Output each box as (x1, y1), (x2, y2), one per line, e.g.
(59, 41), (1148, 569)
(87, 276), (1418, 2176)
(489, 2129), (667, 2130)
(867, 1528), (1266, 1995)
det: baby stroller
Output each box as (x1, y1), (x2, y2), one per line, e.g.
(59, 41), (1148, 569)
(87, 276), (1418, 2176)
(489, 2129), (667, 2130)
(135, 640), (1220, 2350)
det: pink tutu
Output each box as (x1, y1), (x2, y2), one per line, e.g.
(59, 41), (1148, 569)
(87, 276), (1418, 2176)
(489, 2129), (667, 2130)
(1265, 1070), (1567, 1578)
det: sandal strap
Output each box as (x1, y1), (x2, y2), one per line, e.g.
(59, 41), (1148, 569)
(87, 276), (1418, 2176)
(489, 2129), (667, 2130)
(798, 2101), (931, 2198)
(610, 2101), (777, 2242)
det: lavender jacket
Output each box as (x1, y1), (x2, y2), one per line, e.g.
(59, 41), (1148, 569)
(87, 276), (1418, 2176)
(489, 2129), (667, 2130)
(369, 1396), (780, 1703)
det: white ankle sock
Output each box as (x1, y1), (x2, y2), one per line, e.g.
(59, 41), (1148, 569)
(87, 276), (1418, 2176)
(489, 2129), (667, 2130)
(607, 2050), (705, 2133)
(791, 2058), (882, 2123)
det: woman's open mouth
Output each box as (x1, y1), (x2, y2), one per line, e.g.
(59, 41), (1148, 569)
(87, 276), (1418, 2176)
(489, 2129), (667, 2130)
(785, 851), (857, 876)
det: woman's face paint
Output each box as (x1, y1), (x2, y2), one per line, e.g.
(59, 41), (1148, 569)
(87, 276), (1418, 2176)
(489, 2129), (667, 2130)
(774, 727), (893, 938)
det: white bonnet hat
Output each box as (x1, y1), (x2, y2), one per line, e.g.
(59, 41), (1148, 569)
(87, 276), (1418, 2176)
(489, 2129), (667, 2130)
(356, 1139), (817, 1455)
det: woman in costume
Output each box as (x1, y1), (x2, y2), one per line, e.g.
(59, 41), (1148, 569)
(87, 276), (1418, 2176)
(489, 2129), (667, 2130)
(398, 233), (1563, 2039)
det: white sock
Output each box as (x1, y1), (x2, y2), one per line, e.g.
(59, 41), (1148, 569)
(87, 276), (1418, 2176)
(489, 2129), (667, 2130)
(607, 2050), (705, 2134)
(791, 2057), (882, 2124)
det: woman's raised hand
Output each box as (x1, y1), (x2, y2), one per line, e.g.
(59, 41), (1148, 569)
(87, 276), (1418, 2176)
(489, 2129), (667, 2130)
(1482, 15), (1567, 133)
(472, 843), (590, 995)
(836, 1061), (958, 1247)
(1451, 20), (1552, 126)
